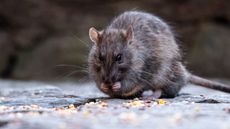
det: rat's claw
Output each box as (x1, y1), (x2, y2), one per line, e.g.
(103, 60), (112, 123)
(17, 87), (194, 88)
(112, 82), (121, 92)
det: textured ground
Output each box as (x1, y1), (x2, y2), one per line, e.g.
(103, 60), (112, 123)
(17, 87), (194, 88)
(0, 80), (230, 129)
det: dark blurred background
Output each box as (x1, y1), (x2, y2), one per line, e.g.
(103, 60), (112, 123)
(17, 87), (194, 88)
(0, 0), (230, 81)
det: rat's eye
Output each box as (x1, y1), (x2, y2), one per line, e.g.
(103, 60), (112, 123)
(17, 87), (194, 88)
(99, 56), (103, 61)
(116, 54), (122, 63)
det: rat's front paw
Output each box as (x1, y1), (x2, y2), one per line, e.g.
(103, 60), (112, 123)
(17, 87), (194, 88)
(100, 83), (110, 93)
(112, 82), (121, 92)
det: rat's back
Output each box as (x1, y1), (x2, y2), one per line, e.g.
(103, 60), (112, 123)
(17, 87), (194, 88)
(108, 11), (180, 63)
(108, 11), (172, 36)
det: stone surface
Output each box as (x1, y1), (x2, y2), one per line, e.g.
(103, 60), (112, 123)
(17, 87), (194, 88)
(0, 80), (230, 129)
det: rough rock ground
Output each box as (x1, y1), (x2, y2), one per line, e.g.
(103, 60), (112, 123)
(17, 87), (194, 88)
(0, 80), (230, 129)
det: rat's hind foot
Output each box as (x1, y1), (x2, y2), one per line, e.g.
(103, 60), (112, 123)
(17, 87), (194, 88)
(140, 89), (162, 100)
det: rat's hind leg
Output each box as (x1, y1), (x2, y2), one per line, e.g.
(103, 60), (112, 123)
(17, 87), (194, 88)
(140, 89), (162, 100)
(141, 84), (182, 99)
(160, 61), (187, 98)
(161, 76), (186, 98)
(161, 84), (182, 98)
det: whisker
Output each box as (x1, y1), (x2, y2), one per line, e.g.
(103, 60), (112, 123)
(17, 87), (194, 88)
(52, 66), (89, 80)
(55, 64), (88, 70)
(63, 70), (84, 78)
(56, 70), (89, 80)
(70, 32), (90, 48)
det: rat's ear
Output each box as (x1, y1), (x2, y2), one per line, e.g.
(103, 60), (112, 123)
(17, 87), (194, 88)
(126, 26), (134, 41)
(89, 27), (101, 44)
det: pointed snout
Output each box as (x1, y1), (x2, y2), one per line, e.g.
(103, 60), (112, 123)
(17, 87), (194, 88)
(102, 75), (116, 85)
(100, 81), (121, 92)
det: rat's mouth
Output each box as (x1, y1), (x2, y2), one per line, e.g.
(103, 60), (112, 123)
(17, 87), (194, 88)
(100, 82), (121, 92)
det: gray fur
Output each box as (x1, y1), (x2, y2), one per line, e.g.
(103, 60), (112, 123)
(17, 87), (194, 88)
(88, 11), (230, 99)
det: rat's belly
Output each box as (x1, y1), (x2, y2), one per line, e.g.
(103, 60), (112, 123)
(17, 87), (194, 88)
(113, 84), (144, 98)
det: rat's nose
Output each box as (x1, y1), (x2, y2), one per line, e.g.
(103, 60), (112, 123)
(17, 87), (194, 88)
(104, 82), (112, 86)
(104, 77), (112, 85)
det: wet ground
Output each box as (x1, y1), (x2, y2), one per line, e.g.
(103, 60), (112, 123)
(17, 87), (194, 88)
(0, 79), (230, 129)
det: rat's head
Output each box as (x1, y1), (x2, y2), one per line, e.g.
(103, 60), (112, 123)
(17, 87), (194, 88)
(88, 27), (141, 97)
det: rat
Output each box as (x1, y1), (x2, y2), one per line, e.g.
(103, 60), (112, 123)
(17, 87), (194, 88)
(88, 11), (230, 99)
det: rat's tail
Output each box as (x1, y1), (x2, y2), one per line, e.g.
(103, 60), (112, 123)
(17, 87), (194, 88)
(188, 74), (230, 93)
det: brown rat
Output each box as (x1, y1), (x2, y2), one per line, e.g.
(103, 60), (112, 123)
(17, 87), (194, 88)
(88, 11), (230, 99)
